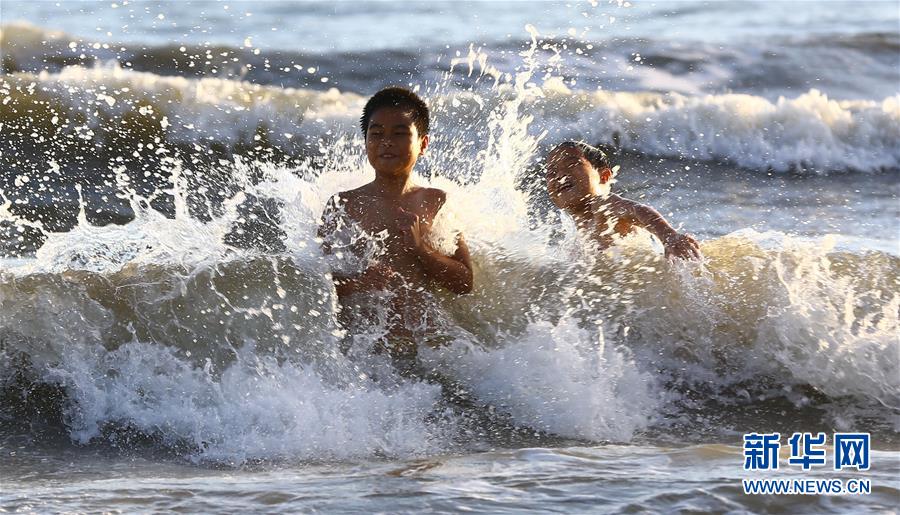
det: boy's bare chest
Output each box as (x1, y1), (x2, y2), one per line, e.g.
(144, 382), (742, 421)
(347, 197), (435, 236)
(345, 196), (436, 273)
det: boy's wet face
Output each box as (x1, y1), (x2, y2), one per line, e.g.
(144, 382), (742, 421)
(365, 107), (428, 177)
(546, 146), (601, 210)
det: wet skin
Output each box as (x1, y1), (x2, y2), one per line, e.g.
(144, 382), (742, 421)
(319, 106), (473, 341)
(546, 145), (701, 260)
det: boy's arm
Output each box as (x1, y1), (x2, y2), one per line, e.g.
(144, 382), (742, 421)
(612, 197), (701, 260)
(416, 233), (474, 294)
(397, 206), (474, 294)
(317, 195), (340, 255)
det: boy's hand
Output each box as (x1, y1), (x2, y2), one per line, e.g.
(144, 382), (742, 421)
(664, 233), (702, 260)
(397, 207), (425, 252)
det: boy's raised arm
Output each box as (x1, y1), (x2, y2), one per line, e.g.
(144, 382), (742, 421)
(418, 233), (474, 294)
(613, 198), (701, 260)
(397, 206), (473, 294)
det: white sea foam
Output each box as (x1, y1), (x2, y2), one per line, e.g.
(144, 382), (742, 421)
(3, 62), (898, 173)
(425, 317), (659, 442)
(43, 340), (443, 462)
(537, 82), (900, 173)
(1, 31), (897, 463)
(617, 229), (900, 410)
(1, 63), (364, 150)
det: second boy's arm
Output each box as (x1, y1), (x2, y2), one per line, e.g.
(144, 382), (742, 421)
(611, 197), (701, 260)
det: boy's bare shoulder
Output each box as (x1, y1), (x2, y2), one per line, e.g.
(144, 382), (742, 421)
(606, 193), (633, 206)
(326, 184), (446, 216)
(417, 186), (447, 204)
(336, 184), (370, 200)
(327, 185), (371, 211)
(410, 186), (447, 216)
(605, 193), (643, 214)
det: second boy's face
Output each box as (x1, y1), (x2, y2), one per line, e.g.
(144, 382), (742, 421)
(546, 146), (601, 210)
(366, 107), (429, 177)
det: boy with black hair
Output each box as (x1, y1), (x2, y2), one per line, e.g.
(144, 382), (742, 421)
(318, 87), (473, 360)
(546, 141), (701, 260)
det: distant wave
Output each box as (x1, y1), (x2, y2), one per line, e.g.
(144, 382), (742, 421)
(3, 21), (898, 99)
(2, 63), (898, 173)
(537, 80), (900, 173)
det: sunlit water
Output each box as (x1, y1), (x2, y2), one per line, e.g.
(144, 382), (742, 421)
(1, 1), (899, 513)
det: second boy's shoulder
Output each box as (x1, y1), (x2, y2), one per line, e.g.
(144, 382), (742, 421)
(599, 193), (649, 218)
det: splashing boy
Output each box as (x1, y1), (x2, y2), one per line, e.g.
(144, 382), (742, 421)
(546, 141), (701, 259)
(318, 87), (473, 362)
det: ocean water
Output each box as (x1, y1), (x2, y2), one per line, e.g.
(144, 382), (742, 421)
(1, 1), (899, 513)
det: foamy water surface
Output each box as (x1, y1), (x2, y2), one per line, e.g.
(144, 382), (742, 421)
(1, 1), (899, 513)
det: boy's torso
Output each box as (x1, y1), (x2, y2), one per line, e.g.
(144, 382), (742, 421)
(339, 182), (445, 285)
(331, 182), (448, 341)
(590, 194), (637, 248)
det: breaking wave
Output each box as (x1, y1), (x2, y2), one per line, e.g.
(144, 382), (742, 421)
(1, 20), (897, 465)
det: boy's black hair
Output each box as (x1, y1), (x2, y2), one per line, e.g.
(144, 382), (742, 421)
(360, 87), (430, 137)
(555, 141), (610, 170)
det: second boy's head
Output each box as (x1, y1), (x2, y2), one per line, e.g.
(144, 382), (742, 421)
(360, 87), (430, 178)
(545, 141), (614, 211)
